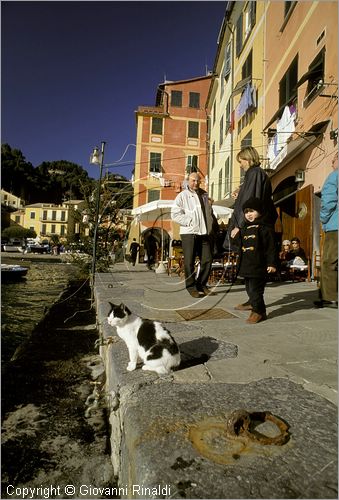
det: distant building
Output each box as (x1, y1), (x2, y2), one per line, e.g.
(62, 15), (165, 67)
(1, 189), (24, 209)
(10, 200), (88, 242)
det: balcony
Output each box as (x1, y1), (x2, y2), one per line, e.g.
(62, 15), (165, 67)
(137, 105), (168, 117)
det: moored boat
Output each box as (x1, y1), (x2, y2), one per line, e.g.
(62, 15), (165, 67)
(1, 263), (29, 281)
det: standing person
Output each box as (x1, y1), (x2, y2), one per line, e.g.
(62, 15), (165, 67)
(226, 146), (278, 250)
(171, 172), (215, 298)
(144, 230), (158, 270)
(129, 238), (140, 266)
(314, 151), (338, 309)
(235, 197), (277, 324)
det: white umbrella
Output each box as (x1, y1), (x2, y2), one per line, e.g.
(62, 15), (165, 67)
(131, 199), (175, 222)
(212, 204), (233, 219)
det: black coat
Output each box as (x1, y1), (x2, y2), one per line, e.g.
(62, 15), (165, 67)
(238, 218), (277, 278)
(228, 165), (278, 232)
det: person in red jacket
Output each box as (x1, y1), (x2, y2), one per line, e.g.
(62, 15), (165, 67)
(234, 197), (277, 324)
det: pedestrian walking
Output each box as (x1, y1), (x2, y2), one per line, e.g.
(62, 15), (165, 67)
(129, 238), (140, 266)
(314, 151), (338, 309)
(226, 146), (278, 251)
(171, 172), (216, 298)
(234, 197), (277, 324)
(144, 231), (158, 270)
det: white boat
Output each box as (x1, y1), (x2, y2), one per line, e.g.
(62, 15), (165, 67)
(1, 263), (29, 281)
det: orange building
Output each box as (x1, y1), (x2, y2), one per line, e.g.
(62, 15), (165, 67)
(263, 1), (338, 260)
(131, 75), (212, 250)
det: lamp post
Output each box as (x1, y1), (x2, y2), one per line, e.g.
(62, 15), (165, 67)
(90, 141), (106, 289)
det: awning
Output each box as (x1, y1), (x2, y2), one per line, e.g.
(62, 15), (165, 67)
(269, 133), (318, 171)
(213, 198), (235, 209)
(132, 199), (175, 221)
(231, 76), (251, 97)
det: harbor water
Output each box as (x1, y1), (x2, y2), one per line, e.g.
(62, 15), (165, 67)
(1, 261), (79, 366)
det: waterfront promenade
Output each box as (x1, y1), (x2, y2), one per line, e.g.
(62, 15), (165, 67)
(94, 262), (338, 499)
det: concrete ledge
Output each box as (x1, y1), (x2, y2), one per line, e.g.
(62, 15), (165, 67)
(93, 267), (338, 499)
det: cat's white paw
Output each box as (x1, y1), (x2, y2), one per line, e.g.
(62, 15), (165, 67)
(127, 362), (136, 371)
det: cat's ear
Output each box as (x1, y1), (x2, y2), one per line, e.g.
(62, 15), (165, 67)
(119, 303), (125, 311)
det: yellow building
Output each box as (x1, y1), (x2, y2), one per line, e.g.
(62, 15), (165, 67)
(10, 200), (87, 242)
(207, 1), (266, 202)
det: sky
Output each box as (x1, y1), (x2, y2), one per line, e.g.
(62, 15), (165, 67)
(2, 0), (227, 180)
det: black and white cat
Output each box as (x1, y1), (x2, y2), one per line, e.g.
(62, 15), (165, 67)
(107, 302), (181, 375)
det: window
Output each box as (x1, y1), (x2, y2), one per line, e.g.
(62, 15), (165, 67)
(150, 152), (162, 173)
(188, 121), (199, 138)
(151, 117), (163, 135)
(148, 190), (160, 203)
(242, 50), (252, 80)
(211, 182), (214, 200)
(51, 224), (56, 234)
(186, 155), (198, 174)
(30, 211), (35, 219)
(218, 169), (223, 201)
(224, 43), (232, 80)
(225, 99), (231, 133)
(189, 92), (200, 109)
(52, 210), (57, 221)
(212, 142), (216, 169)
(43, 210), (47, 220)
(29, 226), (34, 232)
(60, 225), (66, 236)
(236, 13), (243, 56)
(279, 55), (298, 107)
(61, 211), (66, 221)
(15, 215), (20, 223)
(241, 130), (252, 149)
(303, 48), (325, 106)
(219, 116), (224, 148)
(284, 1), (296, 18)
(245, 1), (256, 38)
(224, 157), (231, 196)
(171, 90), (182, 107)
(213, 101), (216, 125)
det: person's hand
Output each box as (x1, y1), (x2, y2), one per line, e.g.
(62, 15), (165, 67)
(231, 227), (240, 239)
(231, 188), (239, 200)
(267, 266), (276, 273)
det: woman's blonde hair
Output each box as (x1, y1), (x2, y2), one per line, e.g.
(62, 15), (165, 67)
(236, 146), (260, 167)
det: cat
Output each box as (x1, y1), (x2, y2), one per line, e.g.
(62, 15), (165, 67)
(107, 302), (181, 375)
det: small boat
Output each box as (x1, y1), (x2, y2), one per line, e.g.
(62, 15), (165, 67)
(1, 263), (29, 281)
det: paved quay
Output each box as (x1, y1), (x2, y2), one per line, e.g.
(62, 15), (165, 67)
(93, 262), (338, 499)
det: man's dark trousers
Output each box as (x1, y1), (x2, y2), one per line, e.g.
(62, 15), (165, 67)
(181, 234), (213, 291)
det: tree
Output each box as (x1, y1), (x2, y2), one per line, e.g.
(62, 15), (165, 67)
(1, 144), (95, 205)
(2, 226), (36, 240)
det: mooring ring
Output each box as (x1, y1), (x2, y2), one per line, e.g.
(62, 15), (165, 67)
(226, 409), (290, 446)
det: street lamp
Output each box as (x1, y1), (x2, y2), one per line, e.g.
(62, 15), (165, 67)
(90, 141), (106, 289)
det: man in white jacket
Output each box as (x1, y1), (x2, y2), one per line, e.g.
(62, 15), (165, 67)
(171, 173), (215, 298)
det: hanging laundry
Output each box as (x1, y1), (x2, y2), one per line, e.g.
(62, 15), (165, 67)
(276, 105), (296, 152)
(235, 83), (254, 120)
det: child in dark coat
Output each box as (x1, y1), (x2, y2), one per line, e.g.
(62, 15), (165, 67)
(234, 197), (277, 324)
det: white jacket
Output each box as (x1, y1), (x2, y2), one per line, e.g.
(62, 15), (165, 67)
(171, 188), (213, 235)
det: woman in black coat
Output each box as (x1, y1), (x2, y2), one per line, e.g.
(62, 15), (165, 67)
(227, 146), (278, 245)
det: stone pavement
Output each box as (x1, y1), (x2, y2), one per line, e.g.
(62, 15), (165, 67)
(93, 262), (338, 499)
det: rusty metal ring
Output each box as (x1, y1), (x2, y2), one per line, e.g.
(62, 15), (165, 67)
(226, 410), (290, 446)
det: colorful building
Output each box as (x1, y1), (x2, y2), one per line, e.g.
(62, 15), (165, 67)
(131, 75), (212, 247)
(206, 0), (338, 265)
(10, 200), (87, 242)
